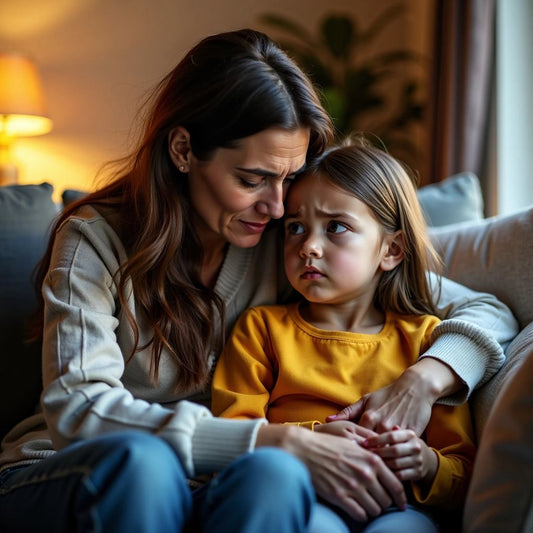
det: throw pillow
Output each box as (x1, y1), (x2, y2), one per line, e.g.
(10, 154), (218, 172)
(62, 188), (88, 207)
(417, 172), (484, 227)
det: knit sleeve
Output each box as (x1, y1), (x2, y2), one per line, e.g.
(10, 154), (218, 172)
(423, 272), (517, 404)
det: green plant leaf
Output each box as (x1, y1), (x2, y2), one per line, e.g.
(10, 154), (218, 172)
(366, 50), (424, 69)
(320, 15), (355, 59)
(258, 7), (425, 147)
(321, 87), (346, 130)
(344, 68), (385, 114)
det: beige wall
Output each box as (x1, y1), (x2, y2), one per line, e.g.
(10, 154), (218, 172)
(0, 0), (432, 201)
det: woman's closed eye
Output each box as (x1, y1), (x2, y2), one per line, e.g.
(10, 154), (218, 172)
(239, 175), (295, 190)
(238, 177), (263, 189)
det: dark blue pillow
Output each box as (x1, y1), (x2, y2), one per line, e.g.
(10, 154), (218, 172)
(62, 188), (87, 207)
(0, 183), (59, 438)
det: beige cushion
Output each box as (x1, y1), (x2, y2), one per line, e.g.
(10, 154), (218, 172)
(429, 206), (533, 330)
(471, 322), (533, 439)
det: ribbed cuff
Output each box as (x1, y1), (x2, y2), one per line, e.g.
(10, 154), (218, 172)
(191, 417), (267, 474)
(422, 319), (505, 405)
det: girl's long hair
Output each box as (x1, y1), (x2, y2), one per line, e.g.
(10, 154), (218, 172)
(33, 29), (334, 391)
(308, 139), (441, 316)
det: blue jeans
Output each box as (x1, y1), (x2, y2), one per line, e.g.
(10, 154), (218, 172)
(361, 505), (438, 532)
(329, 502), (439, 533)
(0, 431), (345, 532)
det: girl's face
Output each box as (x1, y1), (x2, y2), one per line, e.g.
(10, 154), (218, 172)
(284, 172), (396, 306)
(173, 127), (310, 249)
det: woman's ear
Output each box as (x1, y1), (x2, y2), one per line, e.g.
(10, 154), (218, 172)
(380, 230), (405, 271)
(169, 126), (192, 172)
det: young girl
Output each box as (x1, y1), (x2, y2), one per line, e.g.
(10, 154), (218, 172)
(212, 140), (476, 532)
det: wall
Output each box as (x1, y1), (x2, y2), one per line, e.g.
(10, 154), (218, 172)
(0, 0), (431, 201)
(494, 0), (533, 215)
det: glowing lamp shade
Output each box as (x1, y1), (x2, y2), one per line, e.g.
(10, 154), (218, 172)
(0, 53), (53, 184)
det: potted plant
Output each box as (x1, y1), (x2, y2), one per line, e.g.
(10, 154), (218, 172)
(259, 4), (425, 164)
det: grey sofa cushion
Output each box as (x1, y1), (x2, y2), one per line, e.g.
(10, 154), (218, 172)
(418, 172), (484, 227)
(429, 205), (533, 330)
(0, 183), (58, 438)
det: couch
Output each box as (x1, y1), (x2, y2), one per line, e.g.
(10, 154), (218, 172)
(0, 176), (531, 531)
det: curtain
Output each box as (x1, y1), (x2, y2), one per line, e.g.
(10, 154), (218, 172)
(427, 0), (496, 206)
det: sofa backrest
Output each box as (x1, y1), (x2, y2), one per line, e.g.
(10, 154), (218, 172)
(0, 183), (59, 439)
(429, 205), (533, 330)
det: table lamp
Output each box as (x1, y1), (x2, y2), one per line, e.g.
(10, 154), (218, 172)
(0, 52), (53, 185)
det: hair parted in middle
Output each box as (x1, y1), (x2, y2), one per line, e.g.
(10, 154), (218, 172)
(303, 137), (442, 316)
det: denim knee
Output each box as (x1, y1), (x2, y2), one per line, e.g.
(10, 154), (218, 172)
(362, 505), (438, 533)
(82, 431), (192, 531)
(195, 447), (314, 532)
(87, 431), (184, 485)
(86, 431), (190, 497)
(0, 431), (192, 533)
(236, 447), (312, 496)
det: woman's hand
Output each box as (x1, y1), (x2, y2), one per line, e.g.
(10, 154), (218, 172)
(314, 420), (377, 445)
(363, 427), (438, 485)
(256, 424), (407, 522)
(326, 358), (461, 436)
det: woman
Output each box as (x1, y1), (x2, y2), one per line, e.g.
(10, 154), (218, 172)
(0, 29), (516, 532)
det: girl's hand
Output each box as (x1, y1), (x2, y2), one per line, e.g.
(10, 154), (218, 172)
(256, 424), (407, 522)
(363, 427), (438, 484)
(315, 420), (378, 445)
(326, 358), (459, 436)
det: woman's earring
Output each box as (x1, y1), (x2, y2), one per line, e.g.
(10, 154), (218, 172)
(179, 165), (186, 172)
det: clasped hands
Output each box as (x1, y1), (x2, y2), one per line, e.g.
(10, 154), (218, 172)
(315, 420), (437, 486)
(303, 375), (438, 522)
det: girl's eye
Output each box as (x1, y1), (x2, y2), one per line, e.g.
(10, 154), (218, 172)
(327, 221), (348, 234)
(286, 221), (305, 235)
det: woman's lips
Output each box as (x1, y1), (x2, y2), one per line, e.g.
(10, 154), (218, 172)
(240, 220), (268, 234)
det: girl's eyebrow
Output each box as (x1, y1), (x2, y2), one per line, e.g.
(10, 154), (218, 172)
(287, 207), (356, 219)
(235, 162), (307, 178)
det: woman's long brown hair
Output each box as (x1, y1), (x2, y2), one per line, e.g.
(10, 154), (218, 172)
(32, 29), (334, 392)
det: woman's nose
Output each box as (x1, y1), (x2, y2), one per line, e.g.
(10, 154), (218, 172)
(255, 183), (285, 219)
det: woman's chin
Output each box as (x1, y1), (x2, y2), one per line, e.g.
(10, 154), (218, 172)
(228, 232), (263, 249)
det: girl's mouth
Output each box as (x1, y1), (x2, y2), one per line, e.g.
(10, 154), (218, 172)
(301, 266), (324, 279)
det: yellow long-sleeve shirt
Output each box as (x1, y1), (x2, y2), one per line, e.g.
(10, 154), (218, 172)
(212, 302), (475, 510)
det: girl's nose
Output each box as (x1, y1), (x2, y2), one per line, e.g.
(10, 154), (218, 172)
(299, 235), (322, 259)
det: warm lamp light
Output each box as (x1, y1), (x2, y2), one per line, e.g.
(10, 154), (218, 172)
(0, 52), (53, 185)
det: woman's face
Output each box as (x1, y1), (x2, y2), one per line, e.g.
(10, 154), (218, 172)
(175, 127), (310, 249)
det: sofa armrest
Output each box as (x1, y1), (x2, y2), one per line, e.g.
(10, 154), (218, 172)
(463, 323), (533, 532)
(0, 183), (58, 439)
